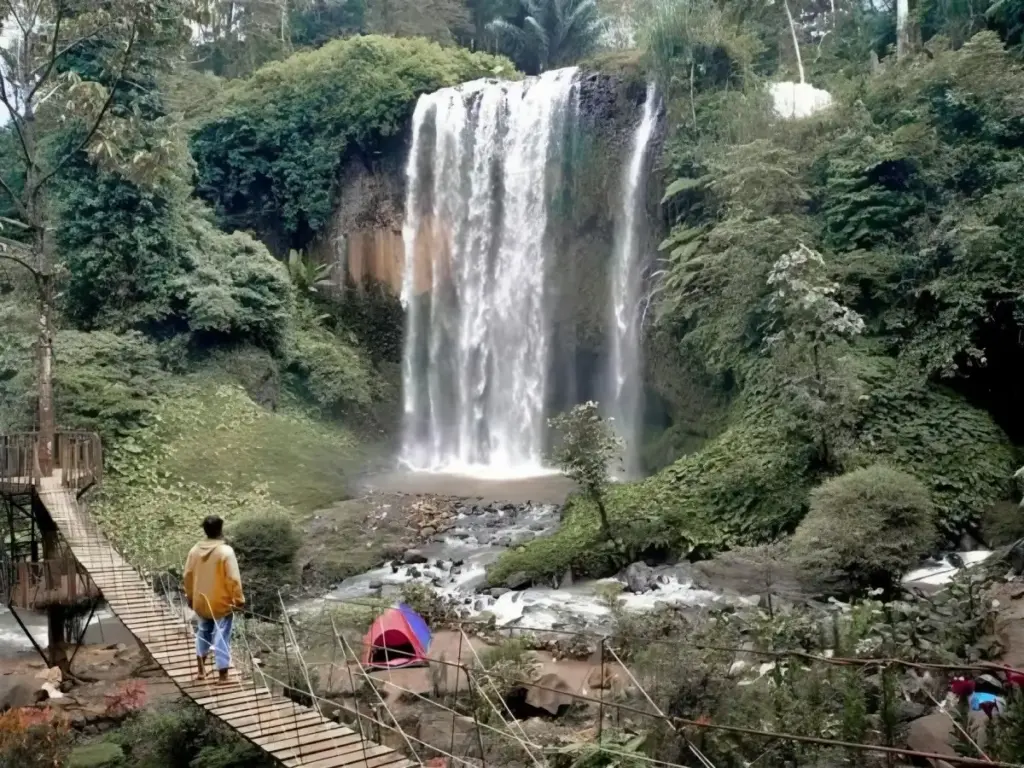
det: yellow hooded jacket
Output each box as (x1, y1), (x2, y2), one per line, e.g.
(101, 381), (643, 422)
(183, 539), (245, 620)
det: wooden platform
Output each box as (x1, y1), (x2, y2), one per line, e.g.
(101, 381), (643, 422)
(36, 476), (416, 768)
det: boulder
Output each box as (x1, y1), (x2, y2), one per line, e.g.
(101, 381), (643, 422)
(0, 674), (45, 710)
(623, 562), (657, 594)
(402, 549), (429, 565)
(504, 571), (532, 590)
(587, 665), (613, 690)
(413, 710), (483, 757)
(525, 673), (574, 716)
(691, 547), (807, 601)
(906, 710), (989, 764)
(1009, 539), (1024, 575)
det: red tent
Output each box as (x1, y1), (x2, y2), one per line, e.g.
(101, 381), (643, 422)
(361, 603), (432, 669)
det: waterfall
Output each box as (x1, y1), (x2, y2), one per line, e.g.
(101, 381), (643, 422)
(607, 83), (658, 477)
(400, 68), (579, 476)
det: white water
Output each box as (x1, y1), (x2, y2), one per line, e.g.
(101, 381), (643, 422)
(769, 81), (833, 119)
(607, 84), (658, 476)
(400, 69), (579, 477)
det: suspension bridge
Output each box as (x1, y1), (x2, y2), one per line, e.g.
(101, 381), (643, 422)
(1, 431), (1016, 768)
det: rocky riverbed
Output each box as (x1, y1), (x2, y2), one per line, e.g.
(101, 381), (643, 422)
(305, 481), (995, 635)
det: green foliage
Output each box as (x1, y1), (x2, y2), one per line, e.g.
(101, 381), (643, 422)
(548, 401), (622, 544)
(487, 0), (604, 74)
(399, 582), (457, 625)
(57, 163), (294, 354)
(791, 465), (937, 595)
(179, 211), (295, 353)
(192, 35), (513, 246)
(850, 360), (1016, 536)
(288, 320), (375, 415)
(111, 700), (273, 768)
(68, 742), (124, 768)
(489, 404), (810, 585)
(473, 638), (540, 720)
(54, 331), (168, 442)
(92, 378), (359, 568)
(231, 515), (303, 616)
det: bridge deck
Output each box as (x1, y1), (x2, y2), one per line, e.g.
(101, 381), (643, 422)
(37, 476), (414, 768)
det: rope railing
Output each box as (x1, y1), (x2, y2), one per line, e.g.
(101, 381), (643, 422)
(0, 431), (102, 493)
(193, 599), (1021, 768)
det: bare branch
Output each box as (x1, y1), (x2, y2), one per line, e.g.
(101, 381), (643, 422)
(33, 18), (141, 194)
(23, 0), (66, 106)
(0, 74), (33, 167)
(0, 241), (40, 278)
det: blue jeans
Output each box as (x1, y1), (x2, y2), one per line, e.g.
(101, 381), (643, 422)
(195, 615), (233, 671)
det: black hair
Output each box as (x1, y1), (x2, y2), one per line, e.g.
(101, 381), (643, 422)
(202, 515), (224, 539)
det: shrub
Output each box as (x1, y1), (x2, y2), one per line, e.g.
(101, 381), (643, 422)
(981, 501), (1024, 547)
(54, 330), (168, 442)
(399, 582), (456, 626)
(231, 515), (303, 617)
(0, 708), (72, 768)
(791, 465), (937, 596)
(192, 35), (513, 245)
(113, 701), (273, 768)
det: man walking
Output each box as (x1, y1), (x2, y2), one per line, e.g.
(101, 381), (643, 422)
(183, 516), (245, 682)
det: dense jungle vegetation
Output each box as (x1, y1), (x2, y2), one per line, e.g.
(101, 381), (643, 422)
(1, 0), (1022, 586)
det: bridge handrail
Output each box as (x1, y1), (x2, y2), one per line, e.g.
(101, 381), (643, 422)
(0, 431), (102, 492)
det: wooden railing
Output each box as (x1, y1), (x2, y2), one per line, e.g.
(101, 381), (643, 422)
(0, 432), (102, 493)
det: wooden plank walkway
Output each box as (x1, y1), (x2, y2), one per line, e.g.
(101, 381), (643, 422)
(37, 476), (416, 768)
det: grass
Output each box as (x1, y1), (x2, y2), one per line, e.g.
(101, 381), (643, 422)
(92, 372), (365, 568)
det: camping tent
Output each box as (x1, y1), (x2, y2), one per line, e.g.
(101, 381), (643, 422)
(361, 603), (432, 669)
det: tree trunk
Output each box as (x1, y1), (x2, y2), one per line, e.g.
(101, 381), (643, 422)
(811, 342), (831, 468)
(32, 216), (56, 475)
(39, 511), (69, 673)
(783, 0), (806, 84)
(596, 496), (614, 543)
(897, 0), (910, 58)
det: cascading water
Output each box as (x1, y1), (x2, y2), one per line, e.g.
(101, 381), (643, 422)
(400, 68), (578, 476)
(607, 83), (658, 476)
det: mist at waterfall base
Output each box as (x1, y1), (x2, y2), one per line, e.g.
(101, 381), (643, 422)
(398, 69), (658, 480)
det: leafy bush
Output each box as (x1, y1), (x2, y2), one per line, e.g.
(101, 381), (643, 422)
(179, 212), (295, 354)
(0, 708), (71, 768)
(850, 360), (1016, 537)
(93, 380), (356, 568)
(488, 404), (810, 585)
(231, 515), (303, 617)
(288, 322), (374, 415)
(473, 638), (540, 721)
(399, 582), (457, 626)
(192, 35), (513, 246)
(54, 331), (168, 442)
(791, 465), (937, 596)
(981, 501), (1024, 547)
(112, 701), (273, 768)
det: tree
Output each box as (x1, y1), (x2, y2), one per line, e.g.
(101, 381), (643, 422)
(487, 0), (604, 73)
(764, 243), (865, 469)
(548, 401), (623, 546)
(365, 0), (470, 43)
(0, 0), (186, 473)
